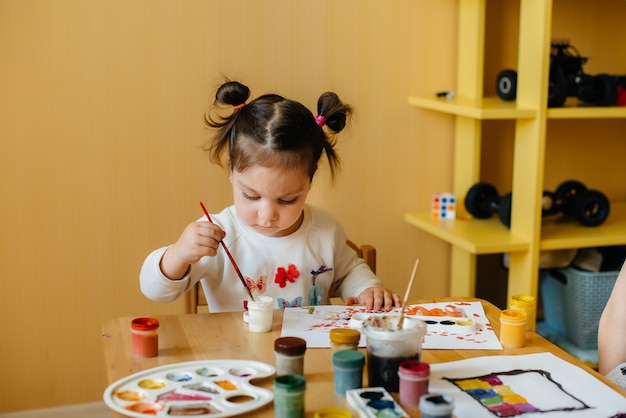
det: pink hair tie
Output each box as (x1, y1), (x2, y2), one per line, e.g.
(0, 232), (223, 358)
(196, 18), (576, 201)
(315, 114), (326, 127)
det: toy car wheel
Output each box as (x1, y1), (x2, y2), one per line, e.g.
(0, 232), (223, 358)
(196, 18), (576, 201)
(555, 180), (587, 216)
(592, 74), (618, 106)
(496, 70), (518, 101)
(498, 192), (513, 228)
(465, 183), (499, 219)
(541, 190), (561, 216)
(574, 190), (610, 226)
(548, 69), (568, 108)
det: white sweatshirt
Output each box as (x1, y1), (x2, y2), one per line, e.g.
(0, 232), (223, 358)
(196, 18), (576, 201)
(140, 205), (382, 312)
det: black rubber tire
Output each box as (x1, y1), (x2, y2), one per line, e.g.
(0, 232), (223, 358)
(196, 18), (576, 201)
(465, 183), (500, 219)
(555, 180), (587, 216)
(591, 74), (618, 106)
(496, 70), (518, 101)
(574, 190), (610, 226)
(548, 69), (568, 108)
(498, 192), (513, 228)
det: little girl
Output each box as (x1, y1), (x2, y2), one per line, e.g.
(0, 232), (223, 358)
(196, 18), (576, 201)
(140, 80), (400, 313)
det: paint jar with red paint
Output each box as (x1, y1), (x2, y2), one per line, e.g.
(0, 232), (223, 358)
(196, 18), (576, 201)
(398, 360), (430, 407)
(131, 317), (159, 358)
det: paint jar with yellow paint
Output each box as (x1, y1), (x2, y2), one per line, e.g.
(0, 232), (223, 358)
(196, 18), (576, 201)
(499, 309), (527, 348)
(509, 294), (536, 332)
(329, 328), (361, 356)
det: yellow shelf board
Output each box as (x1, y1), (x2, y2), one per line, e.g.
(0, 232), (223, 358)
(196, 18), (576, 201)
(408, 95), (626, 120)
(540, 202), (626, 250)
(406, 202), (626, 255)
(547, 105), (626, 119)
(404, 212), (529, 254)
(407, 95), (536, 120)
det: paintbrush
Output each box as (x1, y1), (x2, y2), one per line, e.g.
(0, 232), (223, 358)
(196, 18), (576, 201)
(397, 258), (420, 330)
(199, 201), (255, 302)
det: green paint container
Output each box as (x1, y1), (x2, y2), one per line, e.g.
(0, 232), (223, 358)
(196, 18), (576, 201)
(273, 374), (305, 418)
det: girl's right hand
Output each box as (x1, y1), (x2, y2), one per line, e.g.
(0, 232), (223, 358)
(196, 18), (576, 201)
(160, 221), (225, 280)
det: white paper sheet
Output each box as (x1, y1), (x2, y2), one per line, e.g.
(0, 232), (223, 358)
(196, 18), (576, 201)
(280, 301), (502, 350)
(428, 353), (626, 417)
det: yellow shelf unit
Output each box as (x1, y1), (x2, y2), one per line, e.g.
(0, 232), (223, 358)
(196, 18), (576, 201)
(406, 0), (626, 301)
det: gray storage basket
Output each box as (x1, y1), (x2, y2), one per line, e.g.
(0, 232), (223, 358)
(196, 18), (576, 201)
(541, 267), (618, 349)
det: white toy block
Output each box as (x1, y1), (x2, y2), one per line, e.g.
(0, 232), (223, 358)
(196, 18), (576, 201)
(432, 193), (456, 220)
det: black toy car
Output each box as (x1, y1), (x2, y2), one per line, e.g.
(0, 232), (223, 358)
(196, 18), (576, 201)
(496, 41), (625, 107)
(464, 180), (610, 228)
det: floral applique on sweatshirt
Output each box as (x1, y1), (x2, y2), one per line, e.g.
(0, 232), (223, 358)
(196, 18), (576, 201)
(274, 264), (300, 288)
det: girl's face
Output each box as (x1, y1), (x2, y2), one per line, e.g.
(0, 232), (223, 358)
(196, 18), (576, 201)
(230, 164), (311, 237)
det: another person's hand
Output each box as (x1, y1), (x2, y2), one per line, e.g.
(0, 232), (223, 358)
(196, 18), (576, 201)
(345, 286), (400, 312)
(160, 221), (225, 280)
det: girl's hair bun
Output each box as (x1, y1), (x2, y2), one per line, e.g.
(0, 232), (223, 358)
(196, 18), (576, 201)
(216, 81), (250, 107)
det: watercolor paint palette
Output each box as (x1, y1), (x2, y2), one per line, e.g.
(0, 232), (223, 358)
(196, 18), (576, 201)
(346, 387), (409, 418)
(103, 360), (275, 417)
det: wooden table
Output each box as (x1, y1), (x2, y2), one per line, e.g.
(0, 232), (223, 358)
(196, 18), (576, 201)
(102, 298), (626, 417)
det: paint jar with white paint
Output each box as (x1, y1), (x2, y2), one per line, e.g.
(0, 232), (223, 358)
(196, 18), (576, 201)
(419, 393), (454, 418)
(245, 295), (273, 333)
(274, 336), (307, 376)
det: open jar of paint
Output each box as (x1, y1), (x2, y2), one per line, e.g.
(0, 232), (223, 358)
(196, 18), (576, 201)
(500, 309), (527, 348)
(131, 317), (159, 358)
(361, 315), (427, 393)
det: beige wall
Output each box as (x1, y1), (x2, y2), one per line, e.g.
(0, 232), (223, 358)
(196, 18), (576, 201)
(1, 0), (625, 412)
(0, 0), (457, 411)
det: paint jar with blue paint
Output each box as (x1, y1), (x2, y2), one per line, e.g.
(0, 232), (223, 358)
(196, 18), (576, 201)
(332, 349), (365, 396)
(419, 393), (454, 418)
(274, 374), (306, 418)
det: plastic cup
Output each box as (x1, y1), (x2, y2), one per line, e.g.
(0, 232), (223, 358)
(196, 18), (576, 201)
(361, 315), (427, 393)
(244, 295), (273, 333)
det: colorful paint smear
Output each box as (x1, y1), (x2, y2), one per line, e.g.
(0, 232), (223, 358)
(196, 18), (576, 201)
(138, 379), (166, 389)
(215, 380), (238, 390)
(444, 369), (590, 417)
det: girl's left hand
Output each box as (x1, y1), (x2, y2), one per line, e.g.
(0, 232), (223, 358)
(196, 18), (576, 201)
(345, 286), (400, 312)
